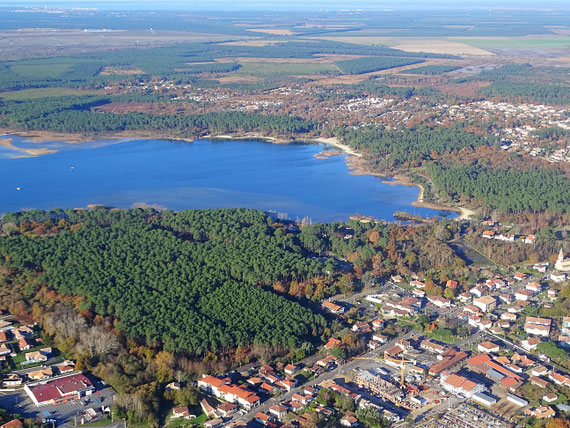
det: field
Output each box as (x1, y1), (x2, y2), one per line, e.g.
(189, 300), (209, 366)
(235, 61), (340, 77)
(305, 36), (494, 56)
(0, 87), (98, 100)
(453, 35), (570, 50)
(10, 63), (71, 78)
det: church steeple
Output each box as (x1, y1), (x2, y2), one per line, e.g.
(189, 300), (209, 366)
(559, 247), (565, 262)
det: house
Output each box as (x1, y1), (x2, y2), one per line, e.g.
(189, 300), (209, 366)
(524, 235), (537, 244)
(200, 398), (217, 418)
(522, 337), (541, 351)
(464, 305), (480, 314)
(531, 376), (550, 389)
(532, 366), (549, 377)
(477, 342), (500, 353)
(533, 263), (547, 272)
(526, 282), (541, 293)
(27, 368), (53, 381)
(501, 312), (517, 321)
(514, 272), (527, 281)
(390, 275), (403, 284)
(0, 331), (8, 343)
(217, 402), (238, 418)
(524, 324), (550, 337)
(473, 296), (497, 313)
(549, 372), (570, 387)
(340, 411), (359, 427)
(420, 340), (446, 354)
(203, 419), (224, 428)
(372, 333), (387, 344)
(322, 301), (345, 314)
(524, 406), (555, 420)
(543, 393), (558, 403)
(412, 289), (425, 298)
(470, 285), (488, 298)
(25, 351), (48, 363)
(428, 349), (467, 376)
(284, 364), (298, 375)
(2, 374), (22, 388)
(24, 372), (94, 407)
(172, 406), (195, 419)
(547, 289), (558, 300)
(446, 280), (459, 289)
(325, 337), (341, 350)
(428, 296), (451, 308)
(515, 289), (534, 301)
(165, 382), (180, 391)
(482, 230), (495, 239)
(18, 338), (33, 351)
(458, 292), (471, 303)
(410, 280), (425, 289)
(550, 272), (567, 283)
(269, 404), (288, 420)
(0, 344), (11, 356)
(255, 412), (271, 426)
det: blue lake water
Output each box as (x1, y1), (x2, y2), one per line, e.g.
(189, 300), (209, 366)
(0, 136), (453, 222)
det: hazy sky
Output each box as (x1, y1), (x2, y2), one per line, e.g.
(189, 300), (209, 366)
(3, 0), (570, 11)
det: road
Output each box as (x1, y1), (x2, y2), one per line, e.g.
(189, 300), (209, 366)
(231, 330), (418, 424)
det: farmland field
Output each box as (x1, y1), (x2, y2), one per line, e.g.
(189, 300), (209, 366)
(235, 62), (340, 77)
(0, 88), (98, 100)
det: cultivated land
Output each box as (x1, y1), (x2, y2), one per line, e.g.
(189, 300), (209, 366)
(0, 6), (569, 428)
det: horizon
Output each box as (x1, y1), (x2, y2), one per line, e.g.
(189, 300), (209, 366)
(3, 0), (570, 11)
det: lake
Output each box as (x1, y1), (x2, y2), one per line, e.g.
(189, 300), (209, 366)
(0, 136), (453, 222)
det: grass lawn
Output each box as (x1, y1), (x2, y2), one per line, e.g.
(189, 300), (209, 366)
(236, 62), (339, 77)
(0, 88), (98, 100)
(167, 413), (208, 427)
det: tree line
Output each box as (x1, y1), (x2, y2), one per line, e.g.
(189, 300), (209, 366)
(0, 96), (314, 135)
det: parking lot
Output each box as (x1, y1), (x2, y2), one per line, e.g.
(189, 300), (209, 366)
(0, 385), (116, 424)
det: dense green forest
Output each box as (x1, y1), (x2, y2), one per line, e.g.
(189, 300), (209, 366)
(404, 65), (460, 75)
(0, 96), (313, 135)
(338, 124), (494, 168)
(427, 164), (570, 213)
(335, 57), (425, 75)
(478, 81), (570, 105)
(0, 208), (326, 353)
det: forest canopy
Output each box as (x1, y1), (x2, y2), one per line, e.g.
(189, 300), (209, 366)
(0, 208), (327, 354)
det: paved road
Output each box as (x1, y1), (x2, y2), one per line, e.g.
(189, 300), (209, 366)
(231, 330), (418, 424)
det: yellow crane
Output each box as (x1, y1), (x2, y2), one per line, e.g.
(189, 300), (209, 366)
(355, 354), (415, 387)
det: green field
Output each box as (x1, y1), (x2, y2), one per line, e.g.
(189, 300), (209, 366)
(10, 63), (72, 78)
(0, 87), (98, 100)
(236, 61), (339, 77)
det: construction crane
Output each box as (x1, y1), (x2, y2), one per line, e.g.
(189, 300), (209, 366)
(355, 354), (415, 388)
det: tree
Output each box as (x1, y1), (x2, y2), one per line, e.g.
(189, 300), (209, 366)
(444, 287), (455, 299)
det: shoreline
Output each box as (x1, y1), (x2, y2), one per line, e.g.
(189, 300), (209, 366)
(1, 128), (475, 220)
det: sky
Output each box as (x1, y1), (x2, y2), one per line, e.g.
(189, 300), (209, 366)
(3, 0), (570, 11)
